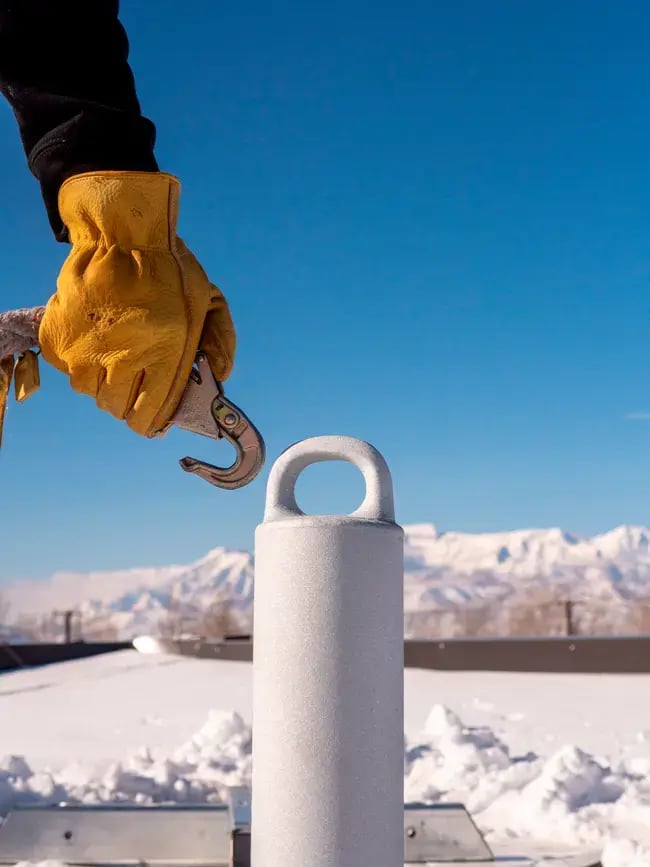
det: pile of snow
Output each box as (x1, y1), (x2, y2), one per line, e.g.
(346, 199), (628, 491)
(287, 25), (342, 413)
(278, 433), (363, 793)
(3, 651), (650, 863)
(7, 523), (650, 639)
(405, 704), (650, 857)
(602, 839), (650, 867)
(0, 710), (251, 816)
(3, 701), (650, 864)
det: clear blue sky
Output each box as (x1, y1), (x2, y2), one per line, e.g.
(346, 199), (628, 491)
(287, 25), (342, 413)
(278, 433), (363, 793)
(2, 0), (650, 582)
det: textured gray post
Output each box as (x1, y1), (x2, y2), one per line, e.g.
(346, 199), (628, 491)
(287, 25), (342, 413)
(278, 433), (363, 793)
(252, 435), (404, 867)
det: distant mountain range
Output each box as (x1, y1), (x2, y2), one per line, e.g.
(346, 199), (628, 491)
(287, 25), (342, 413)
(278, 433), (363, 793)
(6, 524), (650, 639)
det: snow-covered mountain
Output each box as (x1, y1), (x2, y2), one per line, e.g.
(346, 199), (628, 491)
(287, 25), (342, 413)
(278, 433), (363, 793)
(402, 523), (650, 609)
(5, 546), (254, 640)
(6, 524), (650, 639)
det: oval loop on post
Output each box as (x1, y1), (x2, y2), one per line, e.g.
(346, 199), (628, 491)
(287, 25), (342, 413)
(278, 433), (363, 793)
(263, 435), (395, 524)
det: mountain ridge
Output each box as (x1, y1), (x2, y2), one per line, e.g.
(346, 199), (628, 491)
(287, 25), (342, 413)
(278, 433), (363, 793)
(6, 523), (650, 638)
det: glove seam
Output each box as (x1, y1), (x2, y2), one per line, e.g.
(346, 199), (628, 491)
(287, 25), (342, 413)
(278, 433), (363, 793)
(70, 242), (184, 253)
(144, 179), (195, 436)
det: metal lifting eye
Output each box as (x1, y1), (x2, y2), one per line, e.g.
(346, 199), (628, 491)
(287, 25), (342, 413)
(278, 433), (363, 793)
(171, 353), (265, 490)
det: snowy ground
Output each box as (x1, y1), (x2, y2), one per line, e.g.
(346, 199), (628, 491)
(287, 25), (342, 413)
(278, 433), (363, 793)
(2, 650), (650, 865)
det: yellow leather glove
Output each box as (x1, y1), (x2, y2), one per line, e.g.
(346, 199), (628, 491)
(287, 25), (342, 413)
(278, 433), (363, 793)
(38, 171), (236, 437)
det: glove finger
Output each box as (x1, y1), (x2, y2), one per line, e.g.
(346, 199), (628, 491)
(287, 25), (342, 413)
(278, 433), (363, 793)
(69, 364), (105, 398)
(200, 287), (236, 382)
(96, 363), (145, 421)
(174, 241), (236, 383)
(124, 361), (179, 436)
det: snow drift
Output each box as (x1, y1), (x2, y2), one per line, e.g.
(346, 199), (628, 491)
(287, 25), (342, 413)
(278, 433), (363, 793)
(2, 704), (650, 865)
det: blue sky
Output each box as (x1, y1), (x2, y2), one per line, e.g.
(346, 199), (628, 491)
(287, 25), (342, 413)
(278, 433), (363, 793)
(2, 0), (650, 582)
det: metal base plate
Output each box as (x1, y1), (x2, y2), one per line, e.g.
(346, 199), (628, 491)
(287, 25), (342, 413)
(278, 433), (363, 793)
(0, 804), (233, 866)
(404, 802), (492, 862)
(0, 787), (600, 867)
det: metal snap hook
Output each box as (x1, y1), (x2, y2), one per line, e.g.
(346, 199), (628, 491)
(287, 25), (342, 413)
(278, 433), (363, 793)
(171, 353), (265, 490)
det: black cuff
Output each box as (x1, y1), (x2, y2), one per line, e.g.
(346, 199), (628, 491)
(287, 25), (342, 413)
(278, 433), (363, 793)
(27, 99), (158, 241)
(0, 0), (159, 241)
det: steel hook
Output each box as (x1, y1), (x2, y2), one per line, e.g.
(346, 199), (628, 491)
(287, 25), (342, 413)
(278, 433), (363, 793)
(171, 353), (265, 490)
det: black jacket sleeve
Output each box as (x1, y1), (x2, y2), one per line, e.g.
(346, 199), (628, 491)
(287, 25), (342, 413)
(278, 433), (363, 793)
(0, 0), (158, 241)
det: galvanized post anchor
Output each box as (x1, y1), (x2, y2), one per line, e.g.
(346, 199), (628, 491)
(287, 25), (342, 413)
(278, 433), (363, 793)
(252, 435), (405, 867)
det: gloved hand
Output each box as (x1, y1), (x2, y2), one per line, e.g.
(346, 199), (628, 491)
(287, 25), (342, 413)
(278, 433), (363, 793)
(38, 171), (236, 437)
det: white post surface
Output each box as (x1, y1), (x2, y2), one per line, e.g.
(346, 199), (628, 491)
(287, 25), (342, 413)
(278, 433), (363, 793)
(252, 435), (404, 867)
